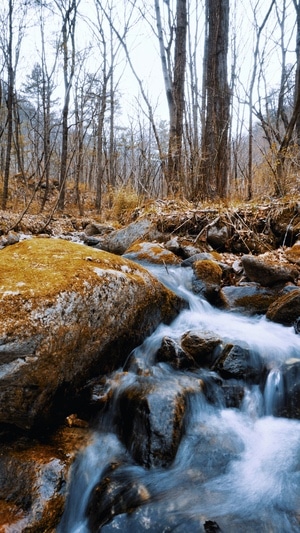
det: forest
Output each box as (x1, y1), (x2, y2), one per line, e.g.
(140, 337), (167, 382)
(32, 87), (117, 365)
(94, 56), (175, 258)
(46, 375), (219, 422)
(0, 0), (299, 218)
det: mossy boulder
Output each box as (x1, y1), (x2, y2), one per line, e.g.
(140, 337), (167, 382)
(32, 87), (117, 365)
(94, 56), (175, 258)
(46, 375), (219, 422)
(191, 259), (224, 305)
(221, 285), (277, 314)
(241, 254), (299, 287)
(266, 289), (300, 326)
(0, 238), (183, 430)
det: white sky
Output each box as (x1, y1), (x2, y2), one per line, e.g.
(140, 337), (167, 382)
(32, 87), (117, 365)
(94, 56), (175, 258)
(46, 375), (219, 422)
(10, 0), (299, 134)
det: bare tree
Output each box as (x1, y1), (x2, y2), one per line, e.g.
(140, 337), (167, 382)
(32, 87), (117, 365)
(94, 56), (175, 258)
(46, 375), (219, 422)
(55, 0), (80, 211)
(154, 0), (187, 194)
(199, 0), (230, 199)
(0, 0), (27, 209)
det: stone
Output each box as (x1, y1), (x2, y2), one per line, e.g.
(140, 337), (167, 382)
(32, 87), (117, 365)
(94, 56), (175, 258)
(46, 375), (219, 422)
(221, 284), (277, 314)
(213, 343), (263, 382)
(96, 219), (162, 255)
(180, 330), (221, 367)
(191, 259), (223, 305)
(207, 222), (231, 251)
(84, 222), (115, 236)
(279, 360), (300, 419)
(0, 425), (90, 532)
(123, 241), (181, 265)
(285, 242), (300, 265)
(0, 238), (184, 430)
(266, 288), (300, 326)
(116, 374), (202, 468)
(155, 336), (195, 370)
(241, 254), (299, 286)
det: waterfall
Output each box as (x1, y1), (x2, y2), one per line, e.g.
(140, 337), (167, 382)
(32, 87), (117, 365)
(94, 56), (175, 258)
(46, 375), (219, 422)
(264, 367), (284, 416)
(59, 264), (300, 533)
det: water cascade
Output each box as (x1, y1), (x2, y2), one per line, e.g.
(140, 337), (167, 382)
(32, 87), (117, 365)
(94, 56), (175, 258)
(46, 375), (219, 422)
(59, 264), (300, 532)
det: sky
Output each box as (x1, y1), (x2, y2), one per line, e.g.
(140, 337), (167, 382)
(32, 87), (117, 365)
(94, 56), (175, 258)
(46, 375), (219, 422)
(11, 0), (299, 135)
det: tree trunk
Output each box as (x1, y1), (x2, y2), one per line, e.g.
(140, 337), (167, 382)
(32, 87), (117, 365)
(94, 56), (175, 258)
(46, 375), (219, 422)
(155, 0), (187, 195)
(199, 0), (230, 199)
(2, 0), (14, 210)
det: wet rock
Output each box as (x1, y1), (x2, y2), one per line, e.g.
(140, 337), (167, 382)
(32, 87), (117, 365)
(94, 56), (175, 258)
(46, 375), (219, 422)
(220, 383), (245, 409)
(191, 259), (224, 305)
(98, 502), (211, 533)
(87, 464), (151, 532)
(123, 241), (181, 265)
(180, 331), (221, 368)
(155, 336), (195, 369)
(278, 359), (300, 419)
(96, 219), (162, 255)
(116, 376), (200, 468)
(294, 317), (300, 334)
(213, 344), (263, 382)
(0, 238), (184, 430)
(266, 288), (300, 326)
(221, 284), (277, 314)
(0, 425), (90, 531)
(241, 254), (299, 286)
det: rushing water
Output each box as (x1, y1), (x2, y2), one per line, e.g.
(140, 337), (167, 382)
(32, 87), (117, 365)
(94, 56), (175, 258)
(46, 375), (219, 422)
(59, 264), (300, 533)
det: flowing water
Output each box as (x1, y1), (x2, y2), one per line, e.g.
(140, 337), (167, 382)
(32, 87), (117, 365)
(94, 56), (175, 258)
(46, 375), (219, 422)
(58, 264), (300, 532)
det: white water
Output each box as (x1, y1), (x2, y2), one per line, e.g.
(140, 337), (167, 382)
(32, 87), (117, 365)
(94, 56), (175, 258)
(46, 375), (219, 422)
(59, 265), (300, 532)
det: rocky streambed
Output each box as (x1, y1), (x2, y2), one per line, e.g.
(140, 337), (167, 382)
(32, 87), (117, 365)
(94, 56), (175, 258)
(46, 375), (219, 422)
(1, 201), (300, 531)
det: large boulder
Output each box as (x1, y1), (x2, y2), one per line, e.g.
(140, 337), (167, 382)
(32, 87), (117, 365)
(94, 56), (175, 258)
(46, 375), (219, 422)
(221, 284), (277, 314)
(0, 424), (91, 532)
(241, 254), (299, 286)
(95, 219), (162, 255)
(266, 288), (300, 325)
(0, 238), (183, 430)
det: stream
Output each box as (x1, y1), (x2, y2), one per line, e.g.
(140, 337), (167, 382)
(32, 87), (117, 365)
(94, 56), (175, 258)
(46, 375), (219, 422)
(58, 264), (300, 532)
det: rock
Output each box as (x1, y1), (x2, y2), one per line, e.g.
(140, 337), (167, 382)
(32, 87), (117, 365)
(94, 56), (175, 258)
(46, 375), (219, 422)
(116, 375), (201, 468)
(180, 331), (221, 367)
(221, 284), (277, 314)
(164, 236), (205, 259)
(285, 242), (300, 265)
(0, 238), (184, 430)
(0, 231), (20, 248)
(207, 222), (231, 251)
(96, 219), (162, 255)
(279, 360), (300, 419)
(123, 241), (181, 265)
(266, 288), (300, 326)
(294, 317), (300, 334)
(213, 343), (263, 382)
(181, 252), (218, 267)
(155, 336), (195, 369)
(191, 259), (224, 305)
(84, 222), (115, 236)
(0, 425), (90, 532)
(87, 463), (151, 532)
(241, 254), (299, 286)
(231, 231), (276, 254)
(271, 205), (300, 246)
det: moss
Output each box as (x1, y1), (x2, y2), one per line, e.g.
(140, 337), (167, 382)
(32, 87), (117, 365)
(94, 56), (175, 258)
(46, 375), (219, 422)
(235, 293), (277, 312)
(193, 259), (222, 284)
(0, 237), (152, 300)
(125, 241), (181, 265)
